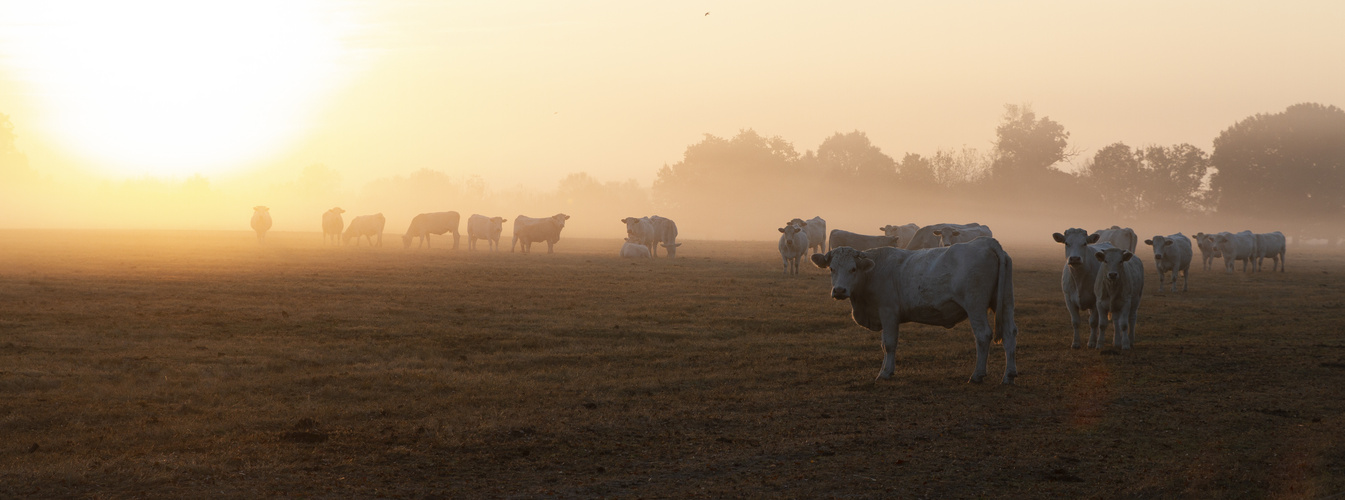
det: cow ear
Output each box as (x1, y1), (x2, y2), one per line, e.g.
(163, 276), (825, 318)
(1052, 232), (1065, 243)
(620, 218), (628, 223)
(501, 219), (508, 223)
(673, 243), (683, 247)
(1094, 251), (1106, 262)
(1122, 251), (1133, 262)
(856, 254), (876, 273)
(932, 230), (942, 236)
(798, 221), (807, 227)
(778, 227), (786, 233)
(810, 252), (831, 269)
(1087, 233), (1101, 244)
(1144, 239), (1153, 246)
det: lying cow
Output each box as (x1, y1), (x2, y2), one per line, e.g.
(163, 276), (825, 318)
(1094, 225), (1138, 253)
(402, 211), (460, 249)
(1094, 247), (1145, 349)
(879, 224), (919, 248)
(344, 213), (386, 247)
(1214, 231), (1256, 273)
(778, 223), (809, 275)
(1144, 233), (1192, 292)
(1193, 232), (1222, 271)
(1254, 231), (1286, 272)
(812, 238), (1018, 383)
(649, 215), (682, 258)
(512, 213), (570, 254)
(789, 216), (827, 254)
(322, 208), (345, 245)
(467, 214), (507, 251)
(251, 206), (272, 242)
(828, 229), (900, 251)
(1053, 228), (1114, 349)
(934, 224), (993, 246)
(620, 237), (651, 258)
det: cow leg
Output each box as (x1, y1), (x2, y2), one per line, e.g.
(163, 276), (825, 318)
(1111, 307), (1124, 348)
(1126, 303), (1139, 349)
(1093, 307), (1108, 349)
(877, 311), (900, 380)
(547, 241), (554, 254)
(1181, 269), (1189, 291)
(452, 231), (460, 250)
(781, 256), (789, 275)
(1067, 303), (1084, 349)
(967, 313), (993, 384)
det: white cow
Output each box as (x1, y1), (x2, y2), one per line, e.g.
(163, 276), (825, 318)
(1144, 233), (1192, 292)
(1053, 228), (1115, 349)
(1214, 231), (1257, 273)
(1094, 247), (1144, 349)
(905, 223), (985, 250)
(1193, 232), (1222, 271)
(828, 229), (901, 251)
(778, 223), (809, 275)
(649, 215), (682, 258)
(467, 214), (507, 251)
(1254, 231), (1286, 272)
(810, 238), (1018, 383)
(621, 217), (656, 249)
(879, 224), (920, 248)
(344, 213), (386, 247)
(1094, 226), (1138, 253)
(322, 208), (345, 246)
(620, 237), (652, 258)
(934, 225), (993, 246)
(250, 206), (272, 241)
(512, 213), (570, 254)
(789, 216), (827, 254)
(402, 211), (461, 249)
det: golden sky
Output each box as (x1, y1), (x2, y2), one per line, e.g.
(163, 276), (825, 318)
(3, 0), (1344, 190)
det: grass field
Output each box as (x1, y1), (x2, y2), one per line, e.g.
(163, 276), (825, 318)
(2, 230), (1343, 498)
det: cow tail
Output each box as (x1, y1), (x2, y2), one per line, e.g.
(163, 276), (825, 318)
(992, 239), (1015, 345)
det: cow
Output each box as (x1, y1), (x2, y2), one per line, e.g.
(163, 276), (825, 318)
(344, 213), (386, 247)
(467, 214), (507, 251)
(934, 224), (993, 246)
(1254, 231), (1287, 272)
(512, 213), (570, 254)
(621, 217), (656, 250)
(789, 216), (827, 254)
(1214, 231), (1256, 273)
(828, 229), (900, 251)
(1094, 226), (1138, 253)
(402, 211), (461, 249)
(778, 223), (809, 275)
(322, 208), (344, 245)
(649, 215), (682, 258)
(1053, 228), (1114, 349)
(879, 224), (920, 248)
(1144, 233), (1192, 292)
(250, 206), (272, 241)
(620, 237), (652, 258)
(810, 237), (1018, 383)
(1193, 232), (1222, 271)
(905, 223), (985, 250)
(1094, 247), (1144, 349)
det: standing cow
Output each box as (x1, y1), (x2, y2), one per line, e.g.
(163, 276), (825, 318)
(934, 225), (993, 246)
(1053, 228), (1113, 349)
(1214, 231), (1257, 273)
(250, 206), (272, 242)
(789, 216), (827, 254)
(879, 224), (920, 248)
(402, 211), (461, 249)
(828, 229), (900, 251)
(621, 217), (656, 250)
(467, 214), (507, 251)
(649, 215), (682, 258)
(1094, 226), (1138, 253)
(1193, 232), (1222, 271)
(344, 213), (386, 247)
(512, 213), (570, 254)
(778, 223), (809, 275)
(1144, 233), (1193, 292)
(1254, 231), (1287, 272)
(1094, 247), (1144, 349)
(322, 208), (345, 245)
(810, 238), (1018, 383)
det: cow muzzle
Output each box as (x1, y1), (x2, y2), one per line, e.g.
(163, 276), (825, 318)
(1067, 256), (1082, 266)
(1107, 272), (1119, 280)
(1154, 254), (1164, 261)
(831, 287), (849, 300)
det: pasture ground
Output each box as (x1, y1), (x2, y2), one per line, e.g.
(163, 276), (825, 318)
(1, 230), (1343, 498)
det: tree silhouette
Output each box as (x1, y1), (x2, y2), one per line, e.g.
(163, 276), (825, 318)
(814, 130), (896, 180)
(653, 129), (802, 211)
(991, 103), (1072, 183)
(1086, 142), (1209, 216)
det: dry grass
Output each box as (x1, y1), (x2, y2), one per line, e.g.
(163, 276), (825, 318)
(1, 230), (1343, 498)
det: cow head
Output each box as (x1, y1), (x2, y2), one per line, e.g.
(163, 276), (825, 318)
(660, 241), (683, 258)
(554, 213), (571, 228)
(779, 224), (803, 249)
(253, 206), (269, 213)
(811, 247), (873, 300)
(935, 229), (964, 247)
(788, 218), (807, 228)
(1144, 236), (1174, 261)
(1094, 248), (1133, 282)
(402, 234), (414, 249)
(1196, 232), (1222, 257)
(879, 225), (900, 237)
(1053, 228), (1101, 267)
(328, 207), (344, 215)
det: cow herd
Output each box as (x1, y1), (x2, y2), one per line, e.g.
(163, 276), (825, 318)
(248, 207), (565, 254)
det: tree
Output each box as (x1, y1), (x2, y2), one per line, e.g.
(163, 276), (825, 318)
(653, 129), (802, 210)
(1087, 143), (1147, 215)
(896, 153), (937, 186)
(814, 130), (896, 180)
(990, 103), (1072, 183)
(1086, 142), (1210, 216)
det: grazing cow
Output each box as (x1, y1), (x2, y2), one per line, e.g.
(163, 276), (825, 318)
(1214, 231), (1257, 273)
(1053, 228), (1114, 349)
(1094, 247), (1144, 349)
(620, 237), (652, 258)
(1144, 233), (1192, 292)
(322, 208), (345, 245)
(250, 206), (272, 241)
(828, 229), (901, 251)
(402, 211), (461, 249)
(778, 223), (809, 275)
(1193, 232), (1222, 271)
(879, 224), (920, 248)
(1254, 231), (1287, 272)
(467, 214), (507, 251)
(1094, 226), (1138, 253)
(810, 238), (1018, 383)
(649, 215), (682, 258)
(789, 216), (827, 254)
(905, 223), (985, 250)
(934, 224), (993, 246)
(512, 213), (570, 254)
(621, 217), (656, 249)
(344, 213), (386, 247)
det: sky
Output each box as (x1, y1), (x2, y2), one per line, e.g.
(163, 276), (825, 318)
(2, 1), (1344, 201)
